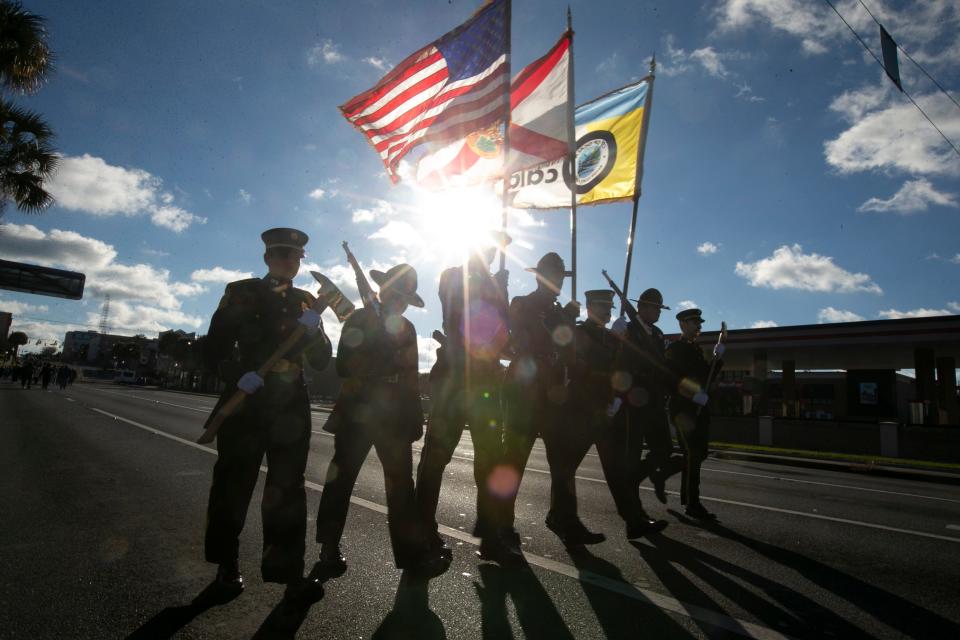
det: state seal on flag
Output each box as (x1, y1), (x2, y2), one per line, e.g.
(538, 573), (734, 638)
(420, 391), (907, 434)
(564, 130), (617, 193)
(466, 127), (503, 159)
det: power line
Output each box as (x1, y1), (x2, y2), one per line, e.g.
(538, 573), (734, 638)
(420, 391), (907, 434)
(821, 0), (960, 159)
(856, 0), (960, 113)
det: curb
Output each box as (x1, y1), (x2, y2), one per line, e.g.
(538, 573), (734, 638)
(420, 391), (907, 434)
(710, 449), (960, 486)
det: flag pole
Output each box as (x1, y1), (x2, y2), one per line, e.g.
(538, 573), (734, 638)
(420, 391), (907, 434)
(620, 55), (656, 313)
(567, 6), (577, 302)
(499, 0), (513, 273)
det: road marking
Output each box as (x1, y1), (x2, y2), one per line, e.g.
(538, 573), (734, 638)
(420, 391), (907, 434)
(87, 387), (214, 413)
(88, 405), (788, 640)
(64, 397), (75, 402)
(947, 525), (960, 531)
(700, 466), (960, 504)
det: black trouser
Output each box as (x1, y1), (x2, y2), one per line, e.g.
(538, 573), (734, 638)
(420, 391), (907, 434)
(673, 409), (709, 506)
(545, 405), (650, 528)
(620, 397), (672, 485)
(316, 416), (425, 567)
(205, 381), (311, 583)
(416, 368), (503, 539)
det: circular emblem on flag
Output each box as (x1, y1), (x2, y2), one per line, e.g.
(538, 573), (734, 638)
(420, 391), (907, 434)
(466, 127), (503, 159)
(563, 131), (617, 194)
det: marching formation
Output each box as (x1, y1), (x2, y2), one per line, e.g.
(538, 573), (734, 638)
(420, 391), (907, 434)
(199, 227), (727, 606)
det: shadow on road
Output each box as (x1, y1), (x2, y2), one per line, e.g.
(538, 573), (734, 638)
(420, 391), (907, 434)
(371, 571), (446, 639)
(474, 562), (574, 640)
(125, 581), (243, 639)
(566, 545), (694, 639)
(705, 520), (959, 639)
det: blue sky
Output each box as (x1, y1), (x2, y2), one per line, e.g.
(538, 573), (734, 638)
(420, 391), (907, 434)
(1, 0), (958, 365)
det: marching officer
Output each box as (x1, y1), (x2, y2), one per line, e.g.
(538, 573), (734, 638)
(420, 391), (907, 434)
(415, 232), (511, 559)
(666, 308), (723, 520)
(202, 227), (331, 603)
(496, 252), (581, 561)
(554, 289), (668, 543)
(611, 287), (673, 536)
(314, 264), (449, 578)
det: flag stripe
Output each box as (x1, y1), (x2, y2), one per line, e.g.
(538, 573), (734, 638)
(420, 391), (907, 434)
(511, 34), (569, 108)
(509, 123), (568, 160)
(340, 48), (444, 118)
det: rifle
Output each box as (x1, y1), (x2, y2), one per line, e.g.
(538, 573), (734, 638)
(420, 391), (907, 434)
(697, 321), (728, 416)
(342, 241), (380, 315)
(601, 269), (644, 341)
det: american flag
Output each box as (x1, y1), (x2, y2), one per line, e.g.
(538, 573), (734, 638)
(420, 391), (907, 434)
(339, 0), (509, 183)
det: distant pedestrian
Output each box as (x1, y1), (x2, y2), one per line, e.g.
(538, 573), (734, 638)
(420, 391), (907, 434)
(20, 362), (33, 389)
(40, 363), (53, 389)
(666, 308), (724, 521)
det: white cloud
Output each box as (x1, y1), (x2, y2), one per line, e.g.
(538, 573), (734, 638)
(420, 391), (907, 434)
(0, 223), (205, 317)
(948, 301), (960, 313)
(677, 300), (698, 311)
(0, 295), (49, 315)
(191, 267), (255, 283)
(952, 254), (960, 264)
(308, 188), (326, 200)
(751, 320), (778, 328)
(87, 300), (203, 334)
(47, 154), (205, 232)
(735, 244), (882, 294)
(363, 56), (391, 71)
(352, 199), (395, 224)
(690, 47), (728, 78)
(818, 307), (865, 323)
(826, 87), (960, 177)
(734, 82), (765, 102)
(308, 39), (344, 65)
(858, 178), (958, 214)
(596, 52), (620, 76)
(879, 306), (953, 319)
(697, 241), (719, 255)
(8, 319), (90, 351)
(417, 333), (439, 372)
(238, 189), (252, 205)
(369, 220), (422, 248)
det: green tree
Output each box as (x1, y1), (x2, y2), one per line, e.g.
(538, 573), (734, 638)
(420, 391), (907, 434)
(7, 329), (26, 357)
(0, 1), (57, 217)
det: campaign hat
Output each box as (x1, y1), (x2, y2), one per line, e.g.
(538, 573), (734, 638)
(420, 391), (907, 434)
(631, 288), (670, 310)
(525, 252), (570, 277)
(370, 263), (425, 308)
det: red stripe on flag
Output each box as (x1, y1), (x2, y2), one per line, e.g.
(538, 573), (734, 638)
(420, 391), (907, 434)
(509, 124), (569, 161)
(340, 48), (442, 117)
(510, 33), (569, 108)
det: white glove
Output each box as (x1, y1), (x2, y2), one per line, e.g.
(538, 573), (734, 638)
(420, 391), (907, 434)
(692, 391), (709, 407)
(606, 397), (623, 417)
(298, 308), (322, 336)
(713, 343), (726, 358)
(237, 371), (264, 394)
(611, 317), (628, 335)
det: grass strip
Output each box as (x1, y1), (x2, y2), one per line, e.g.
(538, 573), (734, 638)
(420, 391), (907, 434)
(709, 441), (960, 472)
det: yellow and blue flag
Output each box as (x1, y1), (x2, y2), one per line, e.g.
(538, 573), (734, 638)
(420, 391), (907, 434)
(508, 77), (651, 209)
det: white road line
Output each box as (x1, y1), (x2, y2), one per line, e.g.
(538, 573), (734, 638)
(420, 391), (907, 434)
(947, 525), (960, 531)
(87, 387), (214, 413)
(700, 466), (960, 504)
(88, 405), (787, 640)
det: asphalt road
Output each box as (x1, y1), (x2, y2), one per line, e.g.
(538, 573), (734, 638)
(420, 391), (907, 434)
(2, 381), (959, 639)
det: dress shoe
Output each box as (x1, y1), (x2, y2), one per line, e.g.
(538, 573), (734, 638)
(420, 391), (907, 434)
(478, 530), (525, 565)
(214, 560), (244, 595)
(399, 547), (451, 578)
(626, 516), (668, 539)
(652, 474), (668, 505)
(427, 533), (453, 561)
(315, 544), (348, 579)
(685, 503), (718, 521)
(283, 574), (325, 607)
(546, 516), (606, 546)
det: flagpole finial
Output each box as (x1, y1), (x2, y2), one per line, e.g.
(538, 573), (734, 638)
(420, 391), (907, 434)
(649, 53), (656, 74)
(567, 5), (572, 29)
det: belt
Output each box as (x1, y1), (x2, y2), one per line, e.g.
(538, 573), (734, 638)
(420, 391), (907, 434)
(268, 358), (302, 376)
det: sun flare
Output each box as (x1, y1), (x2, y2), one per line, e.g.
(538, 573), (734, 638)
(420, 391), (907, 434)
(411, 188), (505, 266)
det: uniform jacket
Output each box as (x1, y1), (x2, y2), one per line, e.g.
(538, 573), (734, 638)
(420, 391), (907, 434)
(506, 290), (575, 387)
(616, 319), (672, 406)
(569, 320), (619, 415)
(327, 307), (424, 442)
(434, 262), (509, 375)
(665, 338), (723, 419)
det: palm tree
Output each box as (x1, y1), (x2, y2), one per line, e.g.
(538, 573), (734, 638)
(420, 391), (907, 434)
(7, 329), (27, 358)
(0, 1), (57, 216)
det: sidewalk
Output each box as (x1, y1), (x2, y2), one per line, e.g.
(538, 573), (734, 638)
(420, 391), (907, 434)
(131, 385), (960, 485)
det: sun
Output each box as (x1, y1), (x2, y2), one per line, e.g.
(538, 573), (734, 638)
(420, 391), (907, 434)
(410, 187), (505, 266)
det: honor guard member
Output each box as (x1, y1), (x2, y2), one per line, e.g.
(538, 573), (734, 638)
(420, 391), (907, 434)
(415, 232), (511, 559)
(611, 287), (673, 536)
(202, 227), (331, 603)
(496, 252), (580, 561)
(314, 264), (449, 578)
(666, 308), (723, 520)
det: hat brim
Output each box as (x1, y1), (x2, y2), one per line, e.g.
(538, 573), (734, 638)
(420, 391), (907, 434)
(630, 299), (671, 310)
(369, 269), (424, 308)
